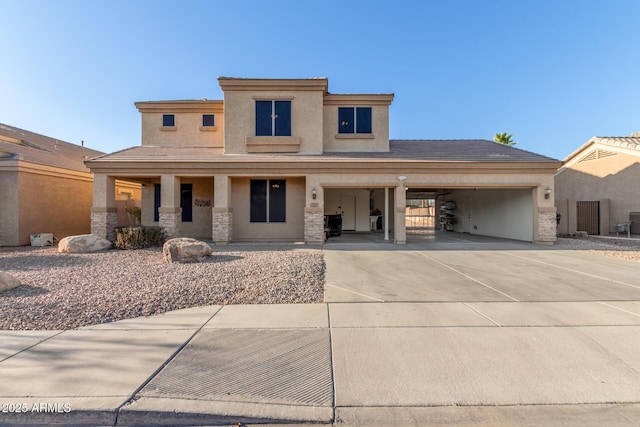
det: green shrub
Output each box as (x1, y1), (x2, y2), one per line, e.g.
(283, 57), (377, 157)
(114, 226), (166, 249)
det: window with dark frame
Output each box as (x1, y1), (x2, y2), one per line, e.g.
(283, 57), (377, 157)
(338, 107), (372, 134)
(153, 183), (193, 222)
(202, 114), (215, 127)
(162, 114), (175, 127)
(255, 100), (291, 136)
(180, 183), (193, 222)
(154, 184), (161, 222)
(250, 179), (286, 223)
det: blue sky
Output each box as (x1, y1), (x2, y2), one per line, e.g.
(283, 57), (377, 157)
(1, 0), (639, 160)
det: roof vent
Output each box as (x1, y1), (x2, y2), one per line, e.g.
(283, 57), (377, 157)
(598, 149), (617, 159)
(578, 150), (597, 163)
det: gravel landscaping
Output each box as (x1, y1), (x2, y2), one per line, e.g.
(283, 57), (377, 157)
(556, 236), (640, 262)
(0, 246), (324, 330)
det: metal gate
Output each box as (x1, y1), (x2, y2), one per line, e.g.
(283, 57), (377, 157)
(577, 201), (599, 235)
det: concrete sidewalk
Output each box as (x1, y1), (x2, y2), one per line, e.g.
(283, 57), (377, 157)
(2, 301), (640, 426)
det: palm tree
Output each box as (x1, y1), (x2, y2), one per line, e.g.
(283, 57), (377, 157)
(494, 132), (516, 146)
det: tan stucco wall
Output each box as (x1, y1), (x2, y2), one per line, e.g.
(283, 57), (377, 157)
(446, 188), (534, 241)
(141, 177), (213, 239)
(555, 150), (640, 234)
(17, 171), (93, 245)
(0, 171), (19, 246)
(223, 90), (324, 155)
(141, 112), (224, 147)
(322, 104), (390, 152)
(115, 180), (142, 226)
(231, 177), (305, 241)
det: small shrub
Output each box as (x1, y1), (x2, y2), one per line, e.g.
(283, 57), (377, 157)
(114, 226), (166, 249)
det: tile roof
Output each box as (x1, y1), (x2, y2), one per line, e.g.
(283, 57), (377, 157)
(0, 123), (103, 173)
(593, 136), (640, 151)
(563, 134), (640, 162)
(87, 139), (558, 164)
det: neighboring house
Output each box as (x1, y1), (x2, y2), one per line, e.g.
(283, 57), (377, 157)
(0, 123), (140, 246)
(555, 133), (640, 236)
(86, 77), (560, 245)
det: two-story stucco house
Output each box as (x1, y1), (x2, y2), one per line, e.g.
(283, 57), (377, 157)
(86, 77), (560, 245)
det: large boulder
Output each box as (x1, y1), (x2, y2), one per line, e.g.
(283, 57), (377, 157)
(163, 238), (212, 263)
(0, 271), (21, 292)
(58, 234), (113, 253)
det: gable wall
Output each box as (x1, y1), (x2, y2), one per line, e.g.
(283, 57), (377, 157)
(555, 150), (640, 233)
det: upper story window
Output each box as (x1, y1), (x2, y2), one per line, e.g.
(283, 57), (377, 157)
(256, 100), (291, 136)
(202, 114), (215, 127)
(338, 107), (372, 134)
(162, 114), (175, 127)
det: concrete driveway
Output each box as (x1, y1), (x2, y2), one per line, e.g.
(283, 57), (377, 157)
(324, 237), (640, 303)
(324, 235), (640, 424)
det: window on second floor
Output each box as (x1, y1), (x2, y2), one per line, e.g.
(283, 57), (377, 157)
(202, 114), (215, 127)
(256, 100), (291, 136)
(338, 107), (372, 134)
(162, 114), (175, 127)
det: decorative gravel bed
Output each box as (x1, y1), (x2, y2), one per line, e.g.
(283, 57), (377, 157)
(556, 236), (640, 262)
(0, 246), (325, 330)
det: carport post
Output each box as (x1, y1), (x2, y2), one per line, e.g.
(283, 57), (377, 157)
(384, 187), (389, 241)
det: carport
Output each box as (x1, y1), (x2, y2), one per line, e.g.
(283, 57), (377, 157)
(406, 187), (535, 242)
(323, 184), (543, 245)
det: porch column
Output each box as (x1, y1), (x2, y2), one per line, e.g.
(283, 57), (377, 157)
(533, 184), (557, 245)
(394, 183), (406, 244)
(91, 174), (117, 241)
(159, 174), (182, 238)
(304, 177), (324, 245)
(212, 175), (233, 244)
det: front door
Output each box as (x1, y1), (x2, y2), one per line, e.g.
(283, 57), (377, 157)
(340, 195), (356, 230)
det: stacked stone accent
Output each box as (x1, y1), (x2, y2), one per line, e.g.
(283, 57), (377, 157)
(159, 208), (182, 239)
(304, 207), (325, 244)
(538, 207), (557, 243)
(212, 207), (233, 244)
(91, 208), (117, 241)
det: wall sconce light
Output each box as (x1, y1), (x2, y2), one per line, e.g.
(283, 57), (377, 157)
(312, 188), (317, 200)
(544, 187), (551, 199)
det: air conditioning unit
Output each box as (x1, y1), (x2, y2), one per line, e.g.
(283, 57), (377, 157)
(30, 233), (54, 247)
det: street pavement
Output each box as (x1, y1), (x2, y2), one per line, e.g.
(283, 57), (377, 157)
(2, 238), (640, 426)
